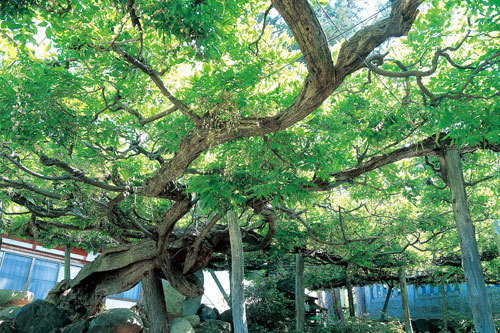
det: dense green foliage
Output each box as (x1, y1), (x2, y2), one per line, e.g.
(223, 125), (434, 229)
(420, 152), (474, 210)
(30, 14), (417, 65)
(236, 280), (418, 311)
(318, 318), (405, 333)
(0, 1), (499, 327)
(245, 270), (296, 332)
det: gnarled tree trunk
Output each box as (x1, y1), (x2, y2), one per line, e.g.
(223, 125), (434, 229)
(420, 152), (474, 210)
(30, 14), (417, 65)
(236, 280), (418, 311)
(47, 240), (157, 316)
(46, 218), (263, 318)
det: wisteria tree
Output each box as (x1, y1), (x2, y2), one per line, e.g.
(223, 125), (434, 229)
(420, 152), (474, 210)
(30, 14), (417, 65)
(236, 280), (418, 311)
(0, 0), (498, 331)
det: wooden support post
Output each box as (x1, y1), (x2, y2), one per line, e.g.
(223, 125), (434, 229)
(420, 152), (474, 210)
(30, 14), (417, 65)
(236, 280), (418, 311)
(209, 269), (231, 308)
(0, 200), (3, 250)
(64, 245), (71, 280)
(346, 269), (355, 317)
(380, 285), (393, 321)
(440, 279), (447, 332)
(444, 148), (495, 333)
(355, 286), (366, 317)
(332, 288), (344, 320)
(142, 270), (169, 333)
(228, 210), (248, 333)
(493, 219), (500, 255)
(295, 253), (305, 332)
(399, 267), (413, 333)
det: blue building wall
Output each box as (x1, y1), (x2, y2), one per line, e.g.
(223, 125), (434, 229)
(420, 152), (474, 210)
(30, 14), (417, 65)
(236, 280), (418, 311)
(363, 283), (500, 320)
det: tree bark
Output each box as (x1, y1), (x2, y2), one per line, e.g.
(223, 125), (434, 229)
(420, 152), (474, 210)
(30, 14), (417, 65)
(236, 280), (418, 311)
(346, 269), (355, 317)
(64, 245), (71, 280)
(380, 285), (393, 321)
(444, 148), (495, 333)
(295, 253), (305, 332)
(142, 270), (169, 333)
(47, 240), (157, 316)
(228, 211), (248, 333)
(46, 222), (264, 318)
(138, 0), (422, 197)
(399, 267), (413, 333)
(440, 279), (447, 332)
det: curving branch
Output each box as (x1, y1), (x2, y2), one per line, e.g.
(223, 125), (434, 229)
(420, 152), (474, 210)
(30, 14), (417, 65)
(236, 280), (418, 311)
(40, 154), (136, 192)
(183, 212), (223, 274)
(140, 106), (178, 126)
(0, 176), (68, 200)
(364, 33), (500, 106)
(9, 193), (87, 219)
(139, 0), (423, 197)
(278, 205), (381, 246)
(365, 32), (473, 79)
(244, 203), (277, 252)
(33, 218), (98, 232)
(112, 45), (202, 126)
(1, 151), (74, 181)
(249, 4), (274, 56)
(309, 135), (476, 191)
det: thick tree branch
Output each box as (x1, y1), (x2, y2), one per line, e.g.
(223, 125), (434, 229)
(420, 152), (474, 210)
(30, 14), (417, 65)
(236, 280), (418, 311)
(139, 0), (423, 197)
(9, 193), (87, 219)
(183, 213), (223, 274)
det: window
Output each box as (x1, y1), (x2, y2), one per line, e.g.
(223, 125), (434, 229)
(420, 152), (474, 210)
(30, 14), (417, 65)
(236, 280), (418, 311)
(0, 253), (32, 290)
(28, 260), (59, 299)
(0, 252), (62, 300)
(0, 251), (142, 302)
(110, 282), (142, 301)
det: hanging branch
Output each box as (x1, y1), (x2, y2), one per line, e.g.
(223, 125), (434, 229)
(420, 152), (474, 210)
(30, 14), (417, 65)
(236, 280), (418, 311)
(249, 4), (274, 56)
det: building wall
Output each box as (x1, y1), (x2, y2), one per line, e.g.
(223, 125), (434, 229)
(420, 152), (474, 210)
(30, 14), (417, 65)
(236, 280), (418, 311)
(361, 283), (500, 320)
(0, 237), (140, 308)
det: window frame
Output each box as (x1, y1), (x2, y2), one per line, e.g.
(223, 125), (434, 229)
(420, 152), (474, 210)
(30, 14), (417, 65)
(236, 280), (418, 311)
(0, 249), (142, 302)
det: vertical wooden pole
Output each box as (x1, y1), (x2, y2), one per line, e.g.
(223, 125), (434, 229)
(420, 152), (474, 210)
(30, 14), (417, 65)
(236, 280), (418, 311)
(444, 148), (495, 333)
(346, 269), (355, 317)
(142, 270), (169, 333)
(440, 279), (447, 332)
(295, 253), (305, 332)
(64, 245), (71, 280)
(209, 269), (231, 308)
(228, 211), (248, 333)
(332, 288), (344, 320)
(380, 285), (393, 321)
(399, 267), (413, 333)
